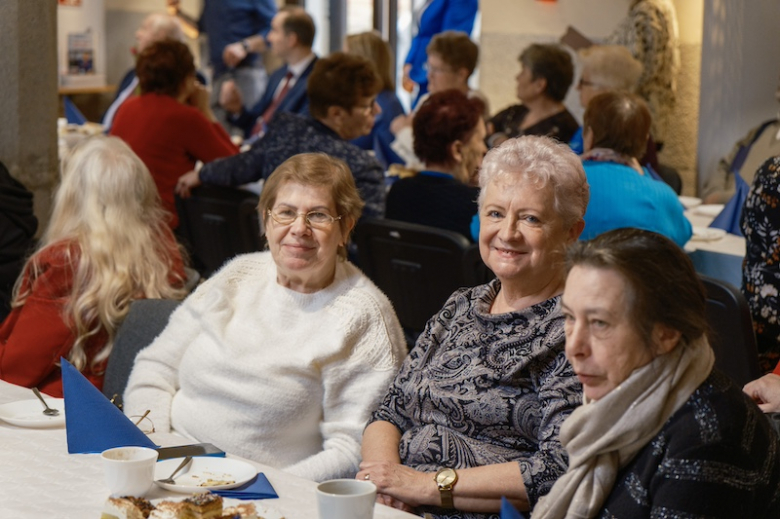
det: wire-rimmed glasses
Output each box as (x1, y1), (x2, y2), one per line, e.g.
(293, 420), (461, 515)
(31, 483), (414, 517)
(267, 208), (342, 230)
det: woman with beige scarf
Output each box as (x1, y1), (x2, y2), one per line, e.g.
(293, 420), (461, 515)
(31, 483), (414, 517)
(533, 228), (780, 518)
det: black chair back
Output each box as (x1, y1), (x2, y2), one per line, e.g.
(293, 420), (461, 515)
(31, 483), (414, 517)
(354, 219), (475, 335)
(175, 185), (264, 277)
(700, 275), (760, 387)
(103, 299), (181, 406)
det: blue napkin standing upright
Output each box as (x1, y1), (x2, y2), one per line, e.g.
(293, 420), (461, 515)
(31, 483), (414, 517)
(500, 497), (527, 519)
(61, 357), (157, 453)
(63, 96), (88, 125)
(709, 171), (749, 236)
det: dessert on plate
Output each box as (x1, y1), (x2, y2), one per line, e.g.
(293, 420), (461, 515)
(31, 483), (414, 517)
(101, 493), (264, 519)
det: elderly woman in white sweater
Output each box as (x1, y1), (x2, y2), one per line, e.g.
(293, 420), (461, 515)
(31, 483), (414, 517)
(123, 153), (406, 481)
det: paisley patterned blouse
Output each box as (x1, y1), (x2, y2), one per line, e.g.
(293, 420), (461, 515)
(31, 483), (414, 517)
(741, 155), (780, 373)
(371, 280), (582, 519)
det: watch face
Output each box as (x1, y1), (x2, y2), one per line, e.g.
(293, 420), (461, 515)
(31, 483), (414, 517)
(436, 468), (457, 486)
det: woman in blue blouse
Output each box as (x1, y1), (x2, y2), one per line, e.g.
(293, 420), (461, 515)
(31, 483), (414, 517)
(359, 136), (589, 518)
(404, 0), (479, 106)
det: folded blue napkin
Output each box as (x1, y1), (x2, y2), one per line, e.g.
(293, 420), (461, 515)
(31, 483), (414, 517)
(212, 473), (278, 500)
(61, 357), (157, 453)
(63, 96), (88, 125)
(709, 170), (749, 236)
(500, 496), (527, 519)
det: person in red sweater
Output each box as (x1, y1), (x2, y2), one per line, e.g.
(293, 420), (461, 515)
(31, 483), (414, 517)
(111, 39), (238, 229)
(0, 136), (187, 397)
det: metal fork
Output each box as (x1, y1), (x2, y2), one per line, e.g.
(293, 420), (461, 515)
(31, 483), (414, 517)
(156, 456), (193, 485)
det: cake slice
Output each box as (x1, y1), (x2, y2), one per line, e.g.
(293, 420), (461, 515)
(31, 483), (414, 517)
(178, 492), (223, 519)
(101, 496), (156, 519)
(221, 503), (257, 519)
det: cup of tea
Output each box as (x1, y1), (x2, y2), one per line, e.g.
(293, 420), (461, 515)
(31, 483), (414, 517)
(316, 479), (376, 519)
(101, 446), (158, 497)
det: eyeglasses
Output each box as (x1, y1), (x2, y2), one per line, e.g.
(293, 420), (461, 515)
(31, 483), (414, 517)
(268, 208), (342, 229)
(425, 63), (454, 75)
(578, 78), (601, 88)
(354, 100), (378, 114)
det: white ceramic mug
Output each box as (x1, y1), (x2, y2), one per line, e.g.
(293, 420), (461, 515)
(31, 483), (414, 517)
(317, 479), (377, 519)
(101, 446), (158, 497)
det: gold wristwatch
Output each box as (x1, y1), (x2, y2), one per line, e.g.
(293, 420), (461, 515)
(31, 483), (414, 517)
(434, 467), (458, 508)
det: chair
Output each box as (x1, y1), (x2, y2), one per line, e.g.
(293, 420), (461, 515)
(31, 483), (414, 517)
(102, 299), (181, 406)
(354, 219), (474, 337)
(463, 243), (495, 286)
(699, 275), (760, 387)
(175, 185), (264, 277)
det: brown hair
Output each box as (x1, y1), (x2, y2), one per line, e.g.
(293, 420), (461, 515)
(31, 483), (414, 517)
(426, 31), (479, 76)
(565, 228), (708, 349)
(136, 39), (195, 97)
(259, 153), (364, 259)
(280, 6), (315, 48)
(519, 43), (574, 102)
(413, 89), (485, 168)
(584, 91), (651, 159)
(346, 31), (395, 91)
(307, 52), (382, 119)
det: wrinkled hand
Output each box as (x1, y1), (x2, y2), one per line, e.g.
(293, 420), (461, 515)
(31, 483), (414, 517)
(357, 461), (432, 510)
(223, 42), (248, 68)
(219, 80), (243, 114)
(744, 374), (780, 413)
(176, 170), (201, 199)
(390, 114), (412, 136)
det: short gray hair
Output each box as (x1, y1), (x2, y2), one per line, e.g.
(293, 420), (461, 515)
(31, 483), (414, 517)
(478, 135), (589, 229)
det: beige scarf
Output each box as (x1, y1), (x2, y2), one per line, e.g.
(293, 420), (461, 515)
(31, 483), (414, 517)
(532, 335), (715, 519)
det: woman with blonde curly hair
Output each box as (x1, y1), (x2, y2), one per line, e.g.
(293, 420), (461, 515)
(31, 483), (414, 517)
(0, 136), (187, 396)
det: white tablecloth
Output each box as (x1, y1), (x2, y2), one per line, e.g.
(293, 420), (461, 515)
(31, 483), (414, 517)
(684, 210), (746, 257)
(0, 380), (418, 519)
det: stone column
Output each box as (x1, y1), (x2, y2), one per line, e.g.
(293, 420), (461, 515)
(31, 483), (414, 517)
(0, 0), (59, 230)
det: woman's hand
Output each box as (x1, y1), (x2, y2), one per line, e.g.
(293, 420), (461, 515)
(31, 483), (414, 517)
(176, 170), (201, 198)
(390, 114), (412, 135)
(744, 374), (780, 413)
(357, 461), (435, 509)
(402, 64), (415, 93)
(186, 82), (217, 122)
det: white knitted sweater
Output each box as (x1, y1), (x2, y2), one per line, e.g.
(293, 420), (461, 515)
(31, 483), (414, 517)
(124, 252), (405, 481)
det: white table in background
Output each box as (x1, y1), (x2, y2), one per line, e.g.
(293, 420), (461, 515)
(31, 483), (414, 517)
(0, 380), (418, 519)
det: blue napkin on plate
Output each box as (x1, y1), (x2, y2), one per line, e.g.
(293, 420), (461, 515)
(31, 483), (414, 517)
(61, 357), (157, 453)
(63, 96), (88, 125)
(212, 473), (278, 500)
(500, 496), (527, 519)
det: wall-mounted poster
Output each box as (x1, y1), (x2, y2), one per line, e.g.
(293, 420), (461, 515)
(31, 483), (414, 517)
(58, 0), (83, 6)
(67, 32), (94, 74)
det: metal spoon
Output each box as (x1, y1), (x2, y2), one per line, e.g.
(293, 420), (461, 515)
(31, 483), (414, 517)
(156, 456), (193, 485)
(32, 388), (60, 416)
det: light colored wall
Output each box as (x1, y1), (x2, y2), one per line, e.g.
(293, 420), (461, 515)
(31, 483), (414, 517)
(479, 0), (702, 194)
(697, 0), (780, 194)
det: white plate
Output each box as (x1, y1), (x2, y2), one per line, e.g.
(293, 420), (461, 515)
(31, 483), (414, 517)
(678, 196), (702, 209)
(691, 226), (727, 242)
(693, 204), (725, 217)
(150, 496), (284, 519)
(0, 398), (66, 428)
(154, 457), (257, 493)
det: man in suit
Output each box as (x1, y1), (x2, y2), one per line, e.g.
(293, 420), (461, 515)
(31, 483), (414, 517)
(220, 7), (317, 139)
(102, 13), (195, 132)
(175, 52), (386, 220)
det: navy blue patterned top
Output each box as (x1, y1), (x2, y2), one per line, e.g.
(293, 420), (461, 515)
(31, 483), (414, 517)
(371, 280), (582, 519)
(199, 113), (386, 219)
(597, 370), (780, 518)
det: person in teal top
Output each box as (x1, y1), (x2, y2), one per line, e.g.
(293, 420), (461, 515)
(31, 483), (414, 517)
(579, 91), (690, 246)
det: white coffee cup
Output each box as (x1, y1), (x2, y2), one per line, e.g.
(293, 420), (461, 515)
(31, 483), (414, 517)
(316, 479), (377, 519)
(101, 446), (158, 497)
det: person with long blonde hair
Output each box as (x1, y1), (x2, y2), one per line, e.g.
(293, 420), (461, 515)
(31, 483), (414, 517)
(345, 30), (405, 169)
(0, 136), (187, 396)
